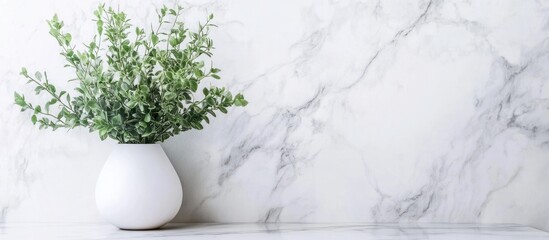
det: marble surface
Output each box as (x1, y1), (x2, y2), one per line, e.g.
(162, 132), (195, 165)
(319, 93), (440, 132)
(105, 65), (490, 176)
(1, 223), (548, 240)
(1, 0), (549, 232)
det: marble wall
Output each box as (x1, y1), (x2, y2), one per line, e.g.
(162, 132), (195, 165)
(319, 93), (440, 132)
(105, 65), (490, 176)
(1, 0), (549, 231)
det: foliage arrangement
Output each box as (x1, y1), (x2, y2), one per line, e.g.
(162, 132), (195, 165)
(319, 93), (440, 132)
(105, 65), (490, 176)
(14, 4), (247, 143)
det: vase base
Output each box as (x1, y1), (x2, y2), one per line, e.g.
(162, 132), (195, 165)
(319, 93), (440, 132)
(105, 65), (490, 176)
(119, 226), (164, 231)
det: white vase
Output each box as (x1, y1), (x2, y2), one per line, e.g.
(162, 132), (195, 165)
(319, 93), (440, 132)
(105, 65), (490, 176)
(95, 144), (183, 230)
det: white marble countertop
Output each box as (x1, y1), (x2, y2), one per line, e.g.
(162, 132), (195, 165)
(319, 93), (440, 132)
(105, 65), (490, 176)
(1, 223), (548, 240)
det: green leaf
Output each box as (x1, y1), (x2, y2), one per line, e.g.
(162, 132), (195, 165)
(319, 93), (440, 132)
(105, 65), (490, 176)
(34, 86), (44, 94)
(45, 98), (57, 112)
(169, 37), (178, 47)
(207, 109), (216, 117)
(112, 102), (122, 111)
(20, 67), (28, 76)
(121, 82), (130, 91)
(151, 34), (159, 45)
(87, 101), (100, 111)
(234, 94), (248, 106)
(112, 114), (122, 125)
(127, 100), (137, 108)
(191, 121), (203, 130)
(31, 115), (37, 125)
(139, 85), (149, 93)
(97, 19), (104, 35)
(218, 106), (227, 114)
(144, 113), (151, 123)
(189, 80), (198, 92)
(99, 128), (109, 140)
(193, 69), (203, 78)
(46, 84), (56, 93)
(206, 97), (215, 105)
(64, 33), (72, 45)
(165, 92), (176, 100)
(14, 92), (26, 107)
(165, 71), (174, 80)
(75, 87), (85, 94)
(35, 71), (42, 80)
(160, 6), (167, 16)
(142, 128), (153, 137)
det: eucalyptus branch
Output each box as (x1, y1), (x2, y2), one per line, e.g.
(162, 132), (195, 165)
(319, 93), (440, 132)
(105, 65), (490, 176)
(166, 7), (181, 52)
(30, 104), (69, 126)
(24, 73), (75, 114)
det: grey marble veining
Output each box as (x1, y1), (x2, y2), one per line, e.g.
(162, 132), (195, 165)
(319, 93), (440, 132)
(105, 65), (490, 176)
(1, 0), (549, 232)
(1, 223), (548, 240)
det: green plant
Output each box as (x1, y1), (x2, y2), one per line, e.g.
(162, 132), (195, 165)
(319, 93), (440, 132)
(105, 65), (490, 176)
(14, 4), (247, 143)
